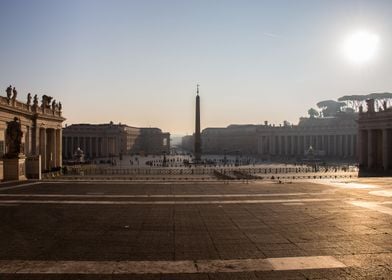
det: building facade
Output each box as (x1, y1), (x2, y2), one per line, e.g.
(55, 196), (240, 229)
(63, 123), (170, 159)
(202, 125), (258, 155)
(358, 100), (392, 176)
(0, 86), (65, 177)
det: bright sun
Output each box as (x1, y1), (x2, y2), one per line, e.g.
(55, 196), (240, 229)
(343, 30), (380, 64)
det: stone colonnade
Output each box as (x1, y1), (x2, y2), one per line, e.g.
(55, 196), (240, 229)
(31, 126), (62, 171)
(63, 124), (171, 159)
(359, 129), (392, 170)
(63, 136), (118, 159)
(0, 85), (65, 179)
(257, 133), (357, 158)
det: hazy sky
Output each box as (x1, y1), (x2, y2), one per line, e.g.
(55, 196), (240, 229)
(1, 0), (391, 135)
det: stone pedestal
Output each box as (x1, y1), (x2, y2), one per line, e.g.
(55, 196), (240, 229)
(3, 156), (27, 181)
(26, 155), (42, 180)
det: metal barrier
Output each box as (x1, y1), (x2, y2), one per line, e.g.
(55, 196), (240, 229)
(61, 164), (358, 181)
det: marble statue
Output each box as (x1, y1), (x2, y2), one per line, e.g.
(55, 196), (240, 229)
(33, 94), (38, 107)
(6, 85), (12, 99)
(27, 93), (32, 106)
(5, 117), (23, 157)
(12, 87), (17, 100)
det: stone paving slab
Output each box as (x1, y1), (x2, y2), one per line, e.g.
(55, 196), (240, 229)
(0, 179), (391, 279)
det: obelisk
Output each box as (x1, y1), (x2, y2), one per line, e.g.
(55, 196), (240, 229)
(194, 85), (201, 162)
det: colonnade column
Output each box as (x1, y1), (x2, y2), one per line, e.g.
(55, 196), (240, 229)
(324, 135), (329, 156)
(56, 129), (62, 167)
(350, 134), (355, 157)
(269, 135), (274, 155)
(39, 128), (47, 170)
(383, 129), (390, 170)
(358, 130), (366, 166)
(71, 137), (74, 157)
(285, 136), (289, 156)
(96, 137), (99, 157)
(103, 137), (108, 157)
(368, 130), (374, 169)
(89, 137), (93, 158)
(319, 135), (322, 154)
(31, 125), (40, 156)
(98, 137), (101, 157)
(52, 129), (57, 168)
(333, 135), (337, 156)
(38, 128), (63, 169)
(290, 136), (295, 156)
(277, 136), (281, 156)
(336, 135), (339, 156)
(258, 137), (263, 155)
(24, 127), (30, 155)
(297, 135), (303, 156)
(338, 135), (342, 157)
(80, 137), (85, 153)
(63, 136), (67, 159)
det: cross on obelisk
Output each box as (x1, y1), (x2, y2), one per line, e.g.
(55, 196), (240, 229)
(194, 84), (201, 163)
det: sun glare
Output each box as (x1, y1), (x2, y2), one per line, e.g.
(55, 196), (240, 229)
(343, 30), (379, 64)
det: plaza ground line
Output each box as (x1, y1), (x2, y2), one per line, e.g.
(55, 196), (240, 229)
(0, 256), (346, 274)
(0, 182), (41, 191)
(0, 192), (328, 198)
(348, 201), (392, 216)
(0, 198), (334, 205)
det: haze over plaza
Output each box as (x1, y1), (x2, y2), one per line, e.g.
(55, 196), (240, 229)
(1, 0), (392, 134)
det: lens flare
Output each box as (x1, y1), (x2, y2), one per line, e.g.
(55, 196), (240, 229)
(343, 30), (379, 64)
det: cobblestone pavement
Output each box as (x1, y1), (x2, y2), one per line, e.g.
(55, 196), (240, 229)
(0, 178), (391, 279)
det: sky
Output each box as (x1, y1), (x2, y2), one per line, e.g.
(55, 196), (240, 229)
(0, 0), (391, 135)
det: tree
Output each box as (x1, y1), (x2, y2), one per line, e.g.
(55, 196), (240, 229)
(308, 108), (319, 118)
(316, 100), (345, 117)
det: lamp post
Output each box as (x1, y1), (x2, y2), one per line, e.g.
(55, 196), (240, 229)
(235, 150), (240, 166)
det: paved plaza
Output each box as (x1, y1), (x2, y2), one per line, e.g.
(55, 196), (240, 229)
(0, 178), (391, 279)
